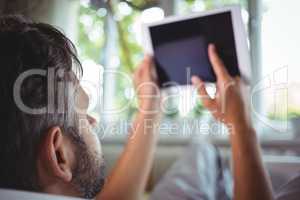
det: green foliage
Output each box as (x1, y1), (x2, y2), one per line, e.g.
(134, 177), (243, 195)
(268, 107), (300, 120)
(180, 0), (247, 12)
(114, 9), (143, 73)
(186, 0), (196, 5)
(77, 5), (106, 62)
(288, 111), (300, 119)
(189, 101), (204, 118)
(124, 0), (159, 9)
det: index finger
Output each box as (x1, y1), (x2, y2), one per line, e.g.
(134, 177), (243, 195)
(208, 44), (230, 81)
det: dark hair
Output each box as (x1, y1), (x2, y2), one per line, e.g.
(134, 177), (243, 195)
(0, 15), (83, 191)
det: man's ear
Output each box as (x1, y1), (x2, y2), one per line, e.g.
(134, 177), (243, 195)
(37, 127), (74, 184)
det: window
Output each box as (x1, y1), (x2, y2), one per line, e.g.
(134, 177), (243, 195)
(77, 0), (300, 139)
(253, 0), (300, 138)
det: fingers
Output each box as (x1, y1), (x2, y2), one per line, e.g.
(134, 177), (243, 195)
(135, 55), (150, 75)
(191, 76), (215, 110)
(134, 55), (158, 87)
(133, 63), (142, 81)
(145, 55), (158, 80)
(191, 76), (207, 96)
(140, 55), (153, 74)
(208, 44), (230, 81)
(143, 55), (152, 71)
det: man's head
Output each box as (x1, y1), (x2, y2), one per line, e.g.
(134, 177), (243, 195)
(0, 15), (105, 199)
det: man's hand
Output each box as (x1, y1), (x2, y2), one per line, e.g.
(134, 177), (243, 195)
(191, 44), (249, 128)
(191, 44), (273, 200)
(134, 55), (160, 114)
(98, 55), (161, 200)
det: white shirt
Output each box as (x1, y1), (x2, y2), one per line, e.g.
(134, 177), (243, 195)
(276, 173), (300, 200)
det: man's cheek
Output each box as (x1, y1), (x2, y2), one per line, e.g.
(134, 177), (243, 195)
(93, 134), (102, 155)
(88, 127), (102, 154)
(79, 119), (90, 136)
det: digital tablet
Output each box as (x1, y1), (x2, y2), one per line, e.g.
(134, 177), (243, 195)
(142, 5), (251, 87)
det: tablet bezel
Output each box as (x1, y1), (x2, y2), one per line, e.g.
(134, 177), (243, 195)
(142, 5), (251, 85)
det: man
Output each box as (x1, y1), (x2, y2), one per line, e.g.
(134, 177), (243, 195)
(0, 15), (160, 200)
(0, 15), (273, 200)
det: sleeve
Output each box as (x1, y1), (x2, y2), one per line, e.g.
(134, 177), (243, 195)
(276, 173), (300, 200)
(149, 141), (232, 200)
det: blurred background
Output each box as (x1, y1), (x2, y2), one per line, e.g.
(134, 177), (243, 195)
(1, 0), (300, 193)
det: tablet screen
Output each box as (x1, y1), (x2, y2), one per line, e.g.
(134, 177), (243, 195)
(149, 11), (240, 87)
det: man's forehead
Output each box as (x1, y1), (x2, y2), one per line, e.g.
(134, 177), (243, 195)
(68, 72), (89, 112)
(75, 84), (90, 111)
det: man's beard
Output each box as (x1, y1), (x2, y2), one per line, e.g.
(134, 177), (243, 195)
(71, 138), (106, 199)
